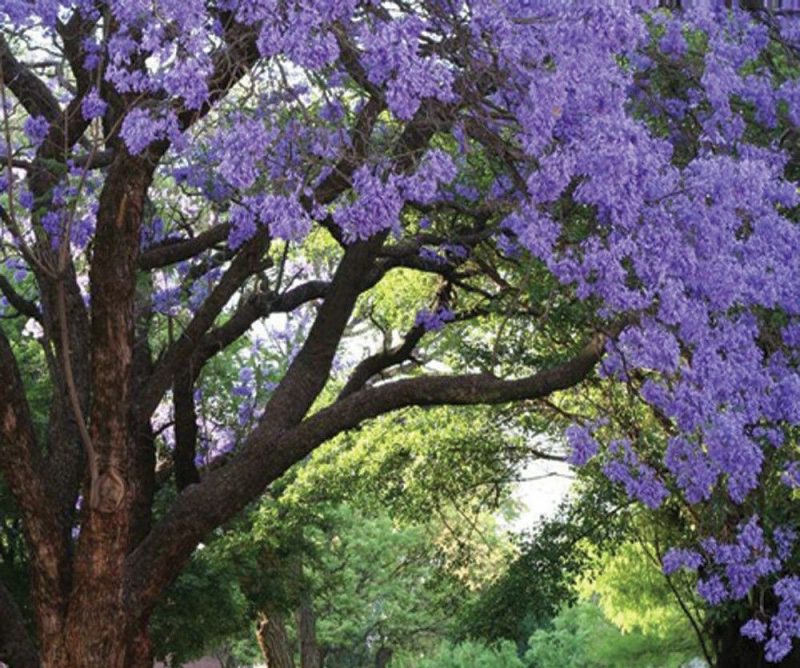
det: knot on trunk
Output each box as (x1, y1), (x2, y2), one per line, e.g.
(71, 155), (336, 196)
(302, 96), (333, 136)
(90, 468), (126, 514)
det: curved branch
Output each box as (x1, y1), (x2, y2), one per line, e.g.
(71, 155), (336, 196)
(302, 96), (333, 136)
(338, 323), (426, 399)
(0, 33), (61, 121)
(0, 275), (40, 320)
(187, 279), (331, 374)
(126, 329), (609, 616)
(138, 224), (231, 270)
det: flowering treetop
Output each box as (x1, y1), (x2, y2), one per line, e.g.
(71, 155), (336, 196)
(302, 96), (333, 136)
(0, 1), (799, 664)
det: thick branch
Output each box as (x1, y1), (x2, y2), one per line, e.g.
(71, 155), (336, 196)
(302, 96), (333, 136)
(297, 332), (608, 451)
(138, 230), (272, 421)
(0, 274), (40, 319)
(138, 224), (231, 270)
(57, 12), (96, 97)
(0, 33), (61, 121)
(126, 330), (608, 616)
(254, 237), (384, 433)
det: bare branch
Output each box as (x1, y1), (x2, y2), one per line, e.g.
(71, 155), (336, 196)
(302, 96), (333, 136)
(339, 324), (426, 399)
(0, 274), (40, 320)
(138, 224), (231, 270)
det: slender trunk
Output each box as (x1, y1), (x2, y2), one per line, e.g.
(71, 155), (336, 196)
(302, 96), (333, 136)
(257, 606), (296, 668)
(297, 596), (322, 668)
(375, 646), (393, 668)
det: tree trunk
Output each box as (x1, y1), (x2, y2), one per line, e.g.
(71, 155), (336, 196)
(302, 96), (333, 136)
(713, 620), (800, 668)
(257, 606), (296, 668)
(0, 583), (39, 668)
(18, 155), (154, 668)
(297, 596), (322, 668)
(375, 646), (393, 668)
(124, 621), (155, 668)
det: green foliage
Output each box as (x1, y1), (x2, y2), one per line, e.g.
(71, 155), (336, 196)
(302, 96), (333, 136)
(306, 504), (467, 658)
(149, 402), (518, 664)
(458, 485), (630, 646)
(150, 546), (255, 666)
(287, 405), (521, 523)
(397, 640), (525, 668)
(581, 541), (698, 638)
(354, 266), (437, 332)
(525, 601), (699, 668)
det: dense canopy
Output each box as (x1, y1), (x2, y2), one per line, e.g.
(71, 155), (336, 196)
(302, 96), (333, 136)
(0, 1), (799, 666)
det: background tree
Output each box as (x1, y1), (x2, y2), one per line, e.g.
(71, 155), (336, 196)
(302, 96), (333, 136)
(148, 399), (522, 667)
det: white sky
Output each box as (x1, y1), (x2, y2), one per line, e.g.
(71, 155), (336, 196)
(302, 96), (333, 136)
(508, 459), (574, 531)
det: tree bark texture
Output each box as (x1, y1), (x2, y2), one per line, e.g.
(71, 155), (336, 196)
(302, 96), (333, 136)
(257, 607), (296, 668)
(297, 596), (322, 668)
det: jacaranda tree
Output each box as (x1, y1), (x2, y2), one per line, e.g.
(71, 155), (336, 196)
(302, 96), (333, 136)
(0, 1), (799, 665)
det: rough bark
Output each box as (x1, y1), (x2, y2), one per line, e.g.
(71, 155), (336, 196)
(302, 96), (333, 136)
(55, 155), (152, 668)
(0, 326), (67, 666)
(123, 621), (155, 668)
(0, 582), (39, 668)
(257, 607), (296, 668)
(297, 596), (322, 668)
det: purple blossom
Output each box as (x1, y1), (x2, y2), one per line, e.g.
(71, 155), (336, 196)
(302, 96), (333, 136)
(741, 619), (768, 642)
(333, 166), (405, 242)
(662, 548), (704, 575)
(120, 108), (182, 155)
(81, 88), (107, 120)
(659, 19), (687, 59)
(153, 286), (182, 316)
(415, 307), (455, 333)
(565, 424), (599, 466)
(698, 575), (729, 605)
(603, 439), (668, 509)
(228, 203), (258, 250)
(24, 115), (50, 146)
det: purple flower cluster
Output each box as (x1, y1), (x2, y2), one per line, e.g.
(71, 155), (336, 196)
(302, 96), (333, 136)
(81, 88), (107, 121)
(565, 424), (600, 467)
(663, 515), (800, 661)
(360, 16), (456, 120)
(603, 439), (668, 510)
(414, 307), (455, 333)
(120, 108), (182, 155)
